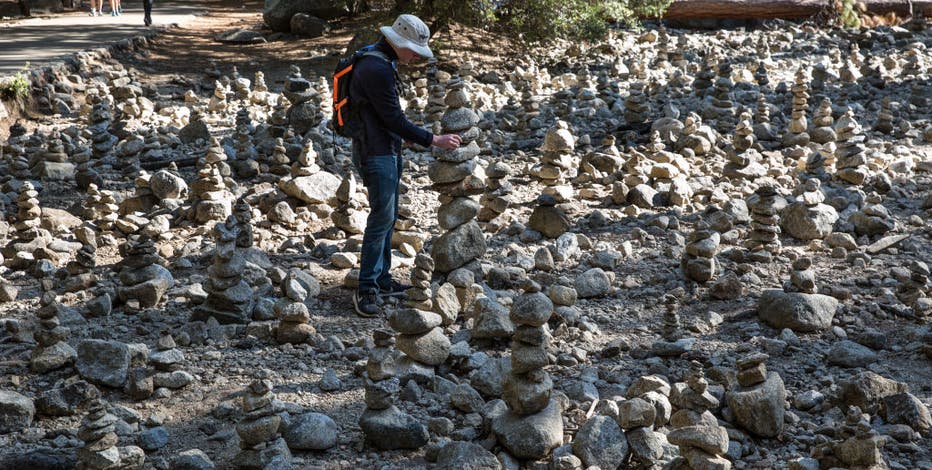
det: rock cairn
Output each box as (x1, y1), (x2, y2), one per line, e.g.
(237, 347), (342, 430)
(682, 222), (720, 283)
(283, 65), (322, 135)
(88, 99), (117, 159)
(726, 353), (786, 438)
(896, 261), (930, 313)
(192, 216), (253, 324)
(4, 181), (49, 269)
(873, 96), (894, 135)
(834, 108), (869, 185)
(753, 93), (776, 142)
(782, 178), (838, 241)
(359, 375), (429, 450)
(331, 175), (367, 236)
(754, 60), (769, 87)
(668, 361), (731, 470)
(77, 400), (144, 470)
(783, 67), (811, 147)
(404, 252), (434, 311)
(624, 81), (650, 124)
(85, 184), (119, 232)
(785, 257), (817, 294)
(812, 406), (887, 469)
(810, 97), (836, 144)
(207, 80), (228, 114)
(117, 234), (174, 309)
(705, 59), (736, 130)
(477, 161), (511, 224)
(535, 120), (576, 187)
(724, 111), (766, 180)
(693, 54), (716, 98)
(31, 293), (77, 373)
(234, 379), (291, 468)
(493, 282), (563, 460)
(251, 71), (270, 105)
(189, 150), (233, 223)
(428, 77), (487, 274)
(275, 271), (316, 344)
(744, 185), (783, 261)
(30, 130), (73, 180)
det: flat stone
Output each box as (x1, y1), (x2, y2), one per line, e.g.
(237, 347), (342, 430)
(757, 290), (838, 332)
(726, 372), (785, 438)
(0, 390), (35, 434)
(359, 405), (428, 450)
(283, 412), (338, 450)
(492, 399), (563, 460)
(76, 339), (130, 388)
(572, 415), (628, 470)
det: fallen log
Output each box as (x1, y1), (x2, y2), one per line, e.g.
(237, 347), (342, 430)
(660, 0), (932, 20)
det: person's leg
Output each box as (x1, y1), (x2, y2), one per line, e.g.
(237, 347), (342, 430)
(376, 155), (402, 289)
(143, 0), (151, 25)
(358, 154), (398, 295)
(108, 0), (115, 15)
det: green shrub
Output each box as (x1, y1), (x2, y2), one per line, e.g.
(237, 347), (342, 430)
(836, 0), (862, 28)
(0, 64), (30, 101)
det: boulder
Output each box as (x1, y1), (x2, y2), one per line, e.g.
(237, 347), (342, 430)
(75, 339), (131, 388)
(572, 415), (629, 469)
(359, 405), (428, 450)
(492, 399), (563, 460)
(435, 442), (501, 470)
(263, 0), (350, 32)
(0, 390), (34, 434)
(290, 13), (328, 38)
(726, 372), (785, 438)
(283, 412), (338, 450)
(280, 172), (341, 204)
(781, 203), (838, 240)
(431, 220), (486, 273)
(757, 289), (837, 332)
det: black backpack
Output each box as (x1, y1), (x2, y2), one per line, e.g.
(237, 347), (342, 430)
(332, 46), (390, 139)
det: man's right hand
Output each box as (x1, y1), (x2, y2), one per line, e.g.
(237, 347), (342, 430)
(432, 134), (462, 150)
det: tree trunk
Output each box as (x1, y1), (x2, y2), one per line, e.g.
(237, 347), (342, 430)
(661, 0), (932, 19)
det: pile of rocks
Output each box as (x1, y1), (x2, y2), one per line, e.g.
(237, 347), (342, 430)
(389, 253), (450, 366)
(330, 175), (367, 236)
(234, 379), (291, 468)
(77, 400), (145, 469)
(207, 80), (229, 114)
(812, 406), (887, 468)
(88, 99), (117, 159)
(266, 137), (291, 176)
(404, 253), (434, 311)
(492, 282), (563, 460)
(668, 361), (731, 469)
(192, 216), (254, 324)
(723, 111), (767, 180)
(477, 161), (511, 225)
(873, 97), (894, 134)
(359, 376), (428, 450)
(781, 178), (838, 240)
(783, 67), (810, 147)
(534, 120), (576, 189)
(428, 77), (487, 274)
(84, 184), (119, 232)
(744, 185), (783, 261)
(624, 81), (650, 124)
(275, 270), (316, 344)
(31, 293), (77, 373)
(3, 181), (50, 269)
(834, 108), (869, 185)
(758, 261), (838, 332)
(30, 130), (73, 180)
(726, 353), (786, 438)
(116, 234), (174, 308)
(896, 261), (930, 314)
(704, 59), (736, 130)
(188, 161), (233, 223)
(682, 221), (720, 283)
(283, 65), (323, 135)
(810, 97), (836, 145)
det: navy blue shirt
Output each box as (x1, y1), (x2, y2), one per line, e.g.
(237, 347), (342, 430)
(349, 37), (433, 158)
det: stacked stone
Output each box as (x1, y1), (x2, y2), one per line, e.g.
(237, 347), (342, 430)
(424, 70), (446, 133)
(534, 120), (576, 187)
(230, 67), (251, 100)
(654, 27), (671, 68)
(207, 80), (229, 114)
(404, 253), (434, 311)
(873, 97), (894, 135)
(784, 257), (817, 294)
(269, 95), (290, 138)
(704, 59), (737, 131)
(478, 161), (511, 224)
(265, 137), (291, 176)
(3, 181), (48, 268)
(902, 48), (922, 77)
(359, 374), (429, 450)
(783, 67), (811, 147)
(809, 97), (836, 146)
(754, 60), (770, 88)
(117, 234), (174, 308)
(670, 35), (688, 68)
(77, 400), (144, 470)
(189, 161), (233, 223)
(662, 295), (680, 342)
(88, 100), (117, 158)
(724, 111), (766, 180)
(31, 294), (77, 373)
(667, 362), (731, 470)
(782, 178), (838, 241)
(812, 406), (887, 469)
(251, 71), (270, 105)
(745, 185), (783, 260)
(493, 282), (562, 460)
(29, 130), (74, 180)
(201, 136), (231, 178)
(292, 139), (320, 176)
(232, 111), (259, 178)
(428, 77), (487, 274)
(896, 261), (930, 310)
(85, 184), (119, 231)
(73, 138), (100, 190)
(624, 81), (650, 124)
(693, 55), (716, 98)
(753, 93), (776, 142)
(192, 217), (254, 324)
(682, 222), (720, 283)
(234, 379), (290, 468)
(834, 108), (869, 185)
(283, 66), (322, 135)
(233, 198), (254, 248)
(275, 271), (316, 344)
(519, 87), (544, 132)
(726, 353), (786, 438)
(331, 175), (367, 236)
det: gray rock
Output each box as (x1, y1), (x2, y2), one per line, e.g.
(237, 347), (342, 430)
(575, 268), (611, 298)
(283, 412), (338, 450)
(472, 298), (514, 339)
(435, 441), (501, 470)
(617, 397), (656, 430)
(290, 13), (328, 37)
(757, 289), (838, 332)
(431, 220), (486, 273)
(359, 405), (428, 450)
(263, 0), (349, 32)
(628, 184), (660, 208)
(509, 292), (553, 327)
(571, 415), (628, 470)
(149, 170), (188, 200)
(839, 372), (908, 414)
(626, 426), (665, 462)
(438, 197), (480, 231)
(389, 309), (442, 335)
(781, 203), (837, 240)
(471, 357), (510, 398)
(667, 425), (729, 455)
(450, 384), (485, 413)
(171, 449), (215, 470)
(429, 159), (477, 184)
(138, 426), (170, 451)
(492, 399), (563, 460)
(528, 205), (570, 239)
(76, 339), (131, 388)
(726, 371), (786, 438)
(0, 390), (34, 434)
(396, 328), (451, 366)
(36, 380), (99, 416)
(881, 393), (931, 432)
(280, 171), (341, 204)
(827, 340), (878, 368)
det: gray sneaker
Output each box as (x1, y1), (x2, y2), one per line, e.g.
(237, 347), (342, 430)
(353, 291), (383, 318)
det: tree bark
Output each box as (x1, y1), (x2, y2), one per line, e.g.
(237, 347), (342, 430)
(660, 0), (932, 19)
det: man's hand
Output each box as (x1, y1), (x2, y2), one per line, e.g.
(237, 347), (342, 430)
(432, 134), (462, 150)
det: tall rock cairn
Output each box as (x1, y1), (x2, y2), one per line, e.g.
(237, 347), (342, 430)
(275, 271), (316, 344)
(782, 67), (811, 147)
(807, 98), (837, 176)
(77, 400), (144, 470)
(31, 293), (77, 373)
(873, 97), (894, 135)
(745, 185), (783, 261)
(682, 221), (720, 283)
(833, 108), (869, 185)
(536, 120), (576, 187)
(405, 252), (434, 311)
(704, 59), (737, 131)
(623, 81), (650, 125)
(725, 353), (786, 439)
(191, 216), (254, 324)
(428, 77), (487, 274)
(492, 281), (563, 460)
(234, 379), (291, 468)
(668, 362), (731, 469)
(388, 253), (451, 367)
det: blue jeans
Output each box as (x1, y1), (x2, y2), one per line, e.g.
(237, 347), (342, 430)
(357, 153), (401, 294)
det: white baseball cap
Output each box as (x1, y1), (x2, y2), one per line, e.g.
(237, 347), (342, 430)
(380, 14), (433, 58)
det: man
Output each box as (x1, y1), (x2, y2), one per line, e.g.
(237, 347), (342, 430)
(143, 0), (153, 26)
(350, 14), (462, 317)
